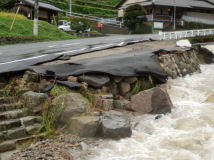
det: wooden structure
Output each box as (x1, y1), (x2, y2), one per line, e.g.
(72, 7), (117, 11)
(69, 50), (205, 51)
(0, 0), (65, 24)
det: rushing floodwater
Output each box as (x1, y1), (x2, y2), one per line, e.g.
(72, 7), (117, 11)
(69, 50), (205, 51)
(86, 64), (214, 160)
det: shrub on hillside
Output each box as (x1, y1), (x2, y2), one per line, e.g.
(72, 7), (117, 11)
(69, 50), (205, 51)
(82, 4), (90, 14)
(123, 4), (147, 33)
(70, 17), (90, 33)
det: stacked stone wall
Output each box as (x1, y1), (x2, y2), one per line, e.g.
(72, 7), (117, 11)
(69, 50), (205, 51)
(158, 49), (201, 79)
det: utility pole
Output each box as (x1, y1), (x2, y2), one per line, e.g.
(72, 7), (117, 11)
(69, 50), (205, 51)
(69, 0), (72, 15)
(174, 0), (176, 31)
(34, 0), (39, 36)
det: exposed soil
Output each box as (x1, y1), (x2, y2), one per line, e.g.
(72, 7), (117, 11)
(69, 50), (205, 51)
(41, 40), (177, 66)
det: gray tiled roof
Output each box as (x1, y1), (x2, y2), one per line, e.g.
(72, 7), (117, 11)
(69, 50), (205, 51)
(0, 0), (65, 12)
(25, 0), (65, 12)
(118, 0), (214, 10)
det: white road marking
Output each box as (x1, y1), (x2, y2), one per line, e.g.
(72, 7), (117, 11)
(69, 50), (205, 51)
(91, 44), (113, 50)
(118, 42), (124, 45)
(48, 45), (57, 48)
(62, 42), (80, 47)
(0, 55), (47, 65)
(55, 48), (86, 55)
(117, 38), (125, 39)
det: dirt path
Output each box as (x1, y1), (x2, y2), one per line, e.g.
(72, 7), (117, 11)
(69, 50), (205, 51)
(41, 40), (177, 66)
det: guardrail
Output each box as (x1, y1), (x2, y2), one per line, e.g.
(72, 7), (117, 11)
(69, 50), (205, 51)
(159, 29), (214, 40)
(66, 12), (123, 28)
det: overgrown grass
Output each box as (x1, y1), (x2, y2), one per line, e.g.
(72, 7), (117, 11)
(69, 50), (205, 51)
(0, 12), (27, 19)
(0, 16), (76, 43)
(50, 84), (73, 96)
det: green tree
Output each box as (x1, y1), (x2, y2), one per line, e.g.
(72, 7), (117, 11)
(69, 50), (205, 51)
(123, 4), (147, 33)
(70, 17), (90, 33)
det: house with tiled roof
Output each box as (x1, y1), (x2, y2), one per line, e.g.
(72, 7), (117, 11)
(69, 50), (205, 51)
(0, 0), (65, 24)
(117, 0), (214, 30)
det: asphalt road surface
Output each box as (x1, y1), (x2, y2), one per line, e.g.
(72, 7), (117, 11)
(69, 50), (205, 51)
(0, 34), (159, 64)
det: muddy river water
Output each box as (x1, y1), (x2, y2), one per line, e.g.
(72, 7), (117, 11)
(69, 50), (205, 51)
(86, 64), (214, 160)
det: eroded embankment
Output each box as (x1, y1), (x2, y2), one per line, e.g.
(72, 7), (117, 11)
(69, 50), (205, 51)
(0, 40), (208, 159)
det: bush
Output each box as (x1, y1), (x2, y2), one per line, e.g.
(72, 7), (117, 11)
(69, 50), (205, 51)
(82, 4), (90, 14)
(70, 17), (90, 33)
(123, 4), (147, 33)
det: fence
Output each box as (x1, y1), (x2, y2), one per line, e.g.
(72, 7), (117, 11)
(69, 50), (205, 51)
(66, 12), (123, 28)
(159, 28), (214, 40)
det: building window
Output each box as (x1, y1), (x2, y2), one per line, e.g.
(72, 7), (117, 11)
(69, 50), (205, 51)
(150, 9), (152, 14)
(147, 9), (149, 14)
(160, 9), (163, 15)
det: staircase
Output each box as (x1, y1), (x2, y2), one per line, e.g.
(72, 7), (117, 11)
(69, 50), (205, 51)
(0, 92), (43, 153)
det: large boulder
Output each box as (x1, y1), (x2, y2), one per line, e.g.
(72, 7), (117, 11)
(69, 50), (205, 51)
(78, 75), (110, 88)
(101, 110), (132, 139)
(126, 87), (173, 114)
(22, 91), (48, 113)
(69, 116), (100, 137)
(55, 93), (87, 125)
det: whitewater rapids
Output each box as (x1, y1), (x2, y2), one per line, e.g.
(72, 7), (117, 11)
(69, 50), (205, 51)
(86, 64), (214, 160)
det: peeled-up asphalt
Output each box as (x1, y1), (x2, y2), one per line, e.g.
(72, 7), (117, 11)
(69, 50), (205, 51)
(0, 39), (191, 83)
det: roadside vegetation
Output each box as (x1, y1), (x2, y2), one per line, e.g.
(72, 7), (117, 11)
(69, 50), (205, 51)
(123, 4), (152, 34)
(0, 15), (76, 45)
(42, 0), (121, 18)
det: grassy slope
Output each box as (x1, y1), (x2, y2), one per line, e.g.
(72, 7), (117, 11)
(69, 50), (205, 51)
(0, 16), (76, 40)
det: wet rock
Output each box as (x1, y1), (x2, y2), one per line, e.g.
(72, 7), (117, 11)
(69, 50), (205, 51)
(22, 91), (48, 113)
(61, 149), (73, 160)
(122, 77), (137, 84)
(55, 93), (87, 126)
(23, 71), (40, 82)
(126, 87), (173, 114)
(41, 84), (54, 93)
(0, 140), (16, 152)
(69, 116), (100, 137)
(68, 76), (78, 82)
(113, 76), (123, 83)
(25, 123), (42, 135)
(95, 94), (113, 111)
(113, 99), (129, 110)
(118, 82), (130, 96)
(78, 75), (110, 88)
(39, 79), (52, 90)
(26, 82), (39, 92)
(7, 127), (26, 139)
(155, 84), (171, 90)
(0, 132), (6, 140)
(101, 117), (132, 139)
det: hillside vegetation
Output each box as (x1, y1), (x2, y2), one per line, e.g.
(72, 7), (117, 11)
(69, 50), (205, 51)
(0, 15), (76, 45)
(43, 0), (122, 18)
